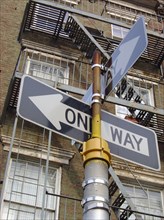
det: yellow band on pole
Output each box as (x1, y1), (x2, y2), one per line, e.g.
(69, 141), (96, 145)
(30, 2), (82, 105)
(81, 138), (111, 166)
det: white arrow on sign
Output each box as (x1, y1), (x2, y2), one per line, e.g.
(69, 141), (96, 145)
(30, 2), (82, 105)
(29, 94), (91, 133)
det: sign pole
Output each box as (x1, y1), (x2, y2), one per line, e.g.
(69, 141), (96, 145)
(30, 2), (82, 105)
(81, 50), (111, 220)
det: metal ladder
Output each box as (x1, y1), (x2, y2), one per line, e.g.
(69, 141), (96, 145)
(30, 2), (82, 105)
(109, 166), (143, 220)
(2, 117), (52, 219)
(8, 77), (21, 108)
(115, 78), (154, 126)
(65, 15), (111, 61)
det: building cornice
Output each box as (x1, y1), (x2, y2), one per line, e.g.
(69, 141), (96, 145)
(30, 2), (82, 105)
(2, 135), (75, 165)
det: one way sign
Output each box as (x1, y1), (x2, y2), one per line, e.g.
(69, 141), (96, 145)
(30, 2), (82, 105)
(83, 16), (148, 103)
(17, 76), (160, 170)
(104, 16), (148, 95)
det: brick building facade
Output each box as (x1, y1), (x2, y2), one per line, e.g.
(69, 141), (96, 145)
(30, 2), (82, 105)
(0, 0), (164, 219)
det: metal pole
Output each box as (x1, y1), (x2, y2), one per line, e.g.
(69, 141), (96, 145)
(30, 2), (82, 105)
(0, 115), (18, 217)
(81, 50), (111, 220)
(41, 130), (52, 220)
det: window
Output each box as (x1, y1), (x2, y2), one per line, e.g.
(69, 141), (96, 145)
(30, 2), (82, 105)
(115, 77), (154, 119)
(25, 58), (69, 85)
(111, 24), (129, 39)
(122, 184), (164, 219)
(2, 159), (61, 220)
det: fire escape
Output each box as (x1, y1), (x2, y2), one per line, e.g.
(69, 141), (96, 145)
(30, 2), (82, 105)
(1, 0), (164, 219)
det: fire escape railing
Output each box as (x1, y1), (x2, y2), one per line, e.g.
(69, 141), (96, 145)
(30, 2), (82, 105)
(1, 0), (164, 143)
(19, 0), (164, 67)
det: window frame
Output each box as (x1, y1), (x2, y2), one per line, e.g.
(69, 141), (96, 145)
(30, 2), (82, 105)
(25, 56), (69, 85)
(111, 24), (129, 39)
(122, 183), (164, 219)
(1, 159), (62, 220)
(115, 76), (155, 119)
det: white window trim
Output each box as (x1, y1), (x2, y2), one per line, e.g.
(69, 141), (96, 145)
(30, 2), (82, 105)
(111, 24), (129, 39)
(127, 75), (155, 106)
(122, 183), (164, 218)
(54, 167), (62, 220)
(115, 76), (155, 118)
(24, 56), (69, 85)
(0, 160), (12, 220)
(1, 159), (62, 220)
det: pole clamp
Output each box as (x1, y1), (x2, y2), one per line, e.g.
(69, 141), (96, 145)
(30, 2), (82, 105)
(91, 63), (104, 70)
(82, 178), (109, 188)
(83, 201), (109, 214)
(81, 196), (109, 207)
(91, 99), (101, 105)
(92, 93), (101, 98)
(91, 93), (102, 105)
